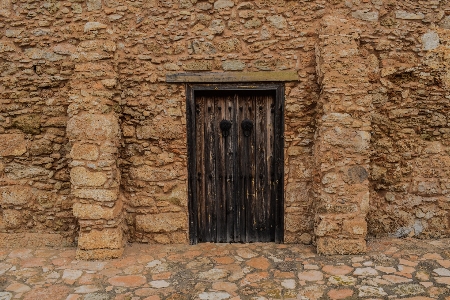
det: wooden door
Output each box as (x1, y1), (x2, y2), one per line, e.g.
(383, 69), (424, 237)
(187, 86), (284, 244)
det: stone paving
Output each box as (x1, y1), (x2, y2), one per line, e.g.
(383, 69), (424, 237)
(2, 238), (450, 299)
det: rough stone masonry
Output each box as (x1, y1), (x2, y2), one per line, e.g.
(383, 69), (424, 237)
(0, 0), (449, 259)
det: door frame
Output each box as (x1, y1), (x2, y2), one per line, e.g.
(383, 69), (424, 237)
(186, 83), (285, 244)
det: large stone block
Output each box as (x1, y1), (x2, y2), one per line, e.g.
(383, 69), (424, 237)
(0, 186), (32, 206)
(73, 201), (122, 220)
(70, 143), (99, 161)
(136, 212), (187, 233)
(67, 113), (119, 141)
(0, 134), (27, 157)
(3, 209), (22, 229)
(5, 163), (50, 180)
(70, 167), (108, 187)
(73, 188), (119, 202)
(129, 165), (181, 182)
(317, 237), (366, 255)
(77, 227), (123, 250)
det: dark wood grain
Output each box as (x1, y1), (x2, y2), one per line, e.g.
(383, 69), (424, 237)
(187, 84), (284, 244)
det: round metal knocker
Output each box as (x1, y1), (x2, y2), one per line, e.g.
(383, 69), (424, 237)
(241, 119), (253, 137)
(220, 119), (232, 137)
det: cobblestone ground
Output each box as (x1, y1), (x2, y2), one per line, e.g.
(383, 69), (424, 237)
(2, 238), (450, 299)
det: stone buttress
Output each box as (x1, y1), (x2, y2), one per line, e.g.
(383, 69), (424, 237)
(313, 15), (372, 254)
(67, 26), (124, 259)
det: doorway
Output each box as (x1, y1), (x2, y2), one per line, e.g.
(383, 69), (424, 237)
(187, 84), (284, 244)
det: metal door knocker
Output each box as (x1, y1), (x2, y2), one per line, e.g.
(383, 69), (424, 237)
(220, 119), (232, 137)
(241, 119), (253, 137)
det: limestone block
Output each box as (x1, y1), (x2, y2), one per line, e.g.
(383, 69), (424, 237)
(182, 60), (212, 71)
(136, 212), (187, 233)
(322, 127), (370, 153)
(317, 237), (366, 255)
(214, 0), (234, 10)
(70, 167), (108, 187)
(129, 165), (180, 182)
(77, 227), (123, 250)
(343, 218), (367, 236)
(441, 16), (450, 29)
(73, 188), (119, 202)
(395, 10), (424, 20)
(73, 201), (122, 220)
(74, 62), (115, 79)
(0, 134), (27, 157)
(315, 217), (340, 237)
(24, 48), (64, 62)
(84, 22), (107, 32)
(0, 186), (32, 206)
(67, 113), (119, 141)
(70, 143), (99, 161)
(422, 31), (440, 51)
(267, 15), (287, 29)
(0, 40), (15, 53)
(285, 213), (312, 233)
(0, 0), (11, 17)
(3, 209), (22, 229)
(87, 0), (102, 11)
(5, 162), (50, 180)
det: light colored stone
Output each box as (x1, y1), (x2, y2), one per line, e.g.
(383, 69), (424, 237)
(395, 10), (425, 20)
(136, 213), (187, 233)
(136, 116), (183, 140)
(71, 143), (99, 161)
(70, 167), (108, 187)
(0, 0), (11, 17)
(199, 292), (230, 300)
(433, 268), (450, 276)
(129, 165), (181, 182)
(78, 228), (123, 250)
(267, 15), (287, 29)
(222, 60), (245, 71)
(73, 188), (118, 202)
(67, 113), (119, 141)
(328, 275), (357, 286)
(214, 0), (234, 10)
(198, 268), (229, 281)
(358, 286), (387, 297)
(73, 202), (122, 220)
(441, 16), (450, 29)
(0, 292), (12, 300)
(87, 0), (101, 11)
(422, 31), (439, 51)
(281, 279), (296, 289)
(0, 186), (32, 206)
(353, 267), (378, 276)
(84, 22), (107, 32)
(5, 163), (49, 180)
(149, 280), (170, 288)
(0, 134), (27, 157)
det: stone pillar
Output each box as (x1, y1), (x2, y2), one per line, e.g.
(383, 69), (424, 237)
(67, 32), (124, 259)
(313, 15), (371, 254)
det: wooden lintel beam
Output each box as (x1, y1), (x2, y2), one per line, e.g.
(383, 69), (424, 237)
(166, 71), (298, 83)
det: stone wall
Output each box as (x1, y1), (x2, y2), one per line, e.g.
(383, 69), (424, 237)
(0, 0), (449, 257)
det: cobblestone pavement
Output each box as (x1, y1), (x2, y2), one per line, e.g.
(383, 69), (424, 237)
(2, 238), (450, 299)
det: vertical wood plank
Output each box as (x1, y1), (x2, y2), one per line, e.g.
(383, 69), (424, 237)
(196, 95), (206, 242)
(215, 95), (227, 242)
(255, 94), (268, 241)
(225, 94), (235, 242)
(204, 95), (216, 242)
(274, 86), (285, 243)
(267, 94), (276, 241)
(233, 93), (242, 242)
(247, 93), (257, 242)
(187, 86), (197, 244)
(237, 93), (248, 242)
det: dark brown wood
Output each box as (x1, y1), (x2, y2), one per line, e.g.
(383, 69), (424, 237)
(166, 71), (299, 83)
(187, 84), (284, 244)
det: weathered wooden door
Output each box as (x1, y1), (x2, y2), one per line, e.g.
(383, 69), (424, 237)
(187, 85), (284, 244)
